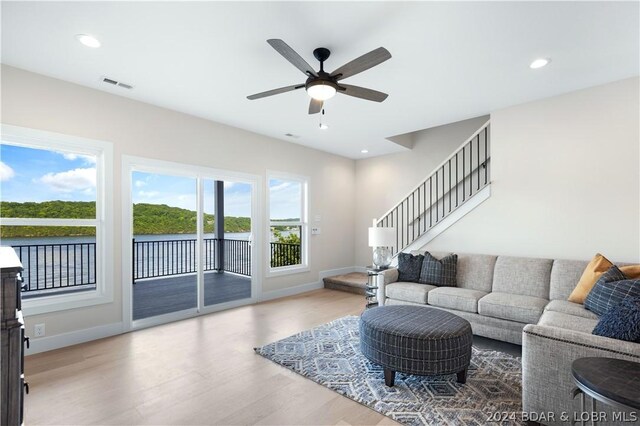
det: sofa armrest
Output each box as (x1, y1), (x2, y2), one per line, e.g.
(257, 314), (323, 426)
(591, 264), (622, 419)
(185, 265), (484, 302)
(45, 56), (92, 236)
(380, 268), (399, 285)
(522, 324), (640, 425)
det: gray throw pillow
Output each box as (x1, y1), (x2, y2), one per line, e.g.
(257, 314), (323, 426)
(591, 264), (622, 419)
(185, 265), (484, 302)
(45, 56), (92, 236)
(397, 253), (424, 282)
(418, 252), (458, 287)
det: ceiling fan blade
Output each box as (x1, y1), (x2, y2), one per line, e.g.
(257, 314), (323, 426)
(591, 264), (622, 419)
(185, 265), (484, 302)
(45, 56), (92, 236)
(247, 84), (304, 100)
(267, 39), (318, 77)
(330, 47), (391, 81)
(309, 98), (323, 114)
(338, 84), (388, 102)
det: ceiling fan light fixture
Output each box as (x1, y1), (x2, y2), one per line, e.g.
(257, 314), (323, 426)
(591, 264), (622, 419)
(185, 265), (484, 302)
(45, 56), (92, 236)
(75, 34), (101, 48)
(306, 80), (337, 101)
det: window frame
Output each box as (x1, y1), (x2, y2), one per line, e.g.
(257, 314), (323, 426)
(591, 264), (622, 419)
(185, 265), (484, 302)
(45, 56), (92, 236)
(0, 124), (114, 316)
(266, 171), (309, 277)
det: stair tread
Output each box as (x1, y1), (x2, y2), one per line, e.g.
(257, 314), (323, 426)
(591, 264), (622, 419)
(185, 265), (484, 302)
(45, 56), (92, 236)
(323, 272), (368, 289)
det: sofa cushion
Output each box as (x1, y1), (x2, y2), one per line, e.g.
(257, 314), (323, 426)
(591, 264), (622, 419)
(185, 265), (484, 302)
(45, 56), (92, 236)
(385, 282), (436, 304)
(397, 253), (424, 282)
(585, 266), (640, 316)
(417, 252), (457, 287)
(456, 253), (498, 292)
(568, 253), (614, 304)
(478, 292), (548, 324)
(544, 300), (598, 320)
(428, 287), (488, 313)
(549, 259), (588, 301)
(492, 256), (553, 299)
(537, 310), (599, 334)
(592, 297), (640, 343)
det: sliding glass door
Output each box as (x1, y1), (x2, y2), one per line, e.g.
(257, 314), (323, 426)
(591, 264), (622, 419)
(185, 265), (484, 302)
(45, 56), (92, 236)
(131, 171), (198, 321)
(125, 158), (256, 328)
(202, 179), (252, 307)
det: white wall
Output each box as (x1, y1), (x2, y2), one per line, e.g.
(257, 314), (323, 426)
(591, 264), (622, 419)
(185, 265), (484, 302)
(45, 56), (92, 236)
(395, 78), (639, 263)
(354, 116), (490, 266)
(1, 65), (356, 340)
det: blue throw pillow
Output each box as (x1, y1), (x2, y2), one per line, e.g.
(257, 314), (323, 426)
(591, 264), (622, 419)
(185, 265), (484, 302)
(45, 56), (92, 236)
(418, 252), (458, 286)
(585, 266), (640, 316)
(592, 297), (640, 343)
(397, 253), (424, 282)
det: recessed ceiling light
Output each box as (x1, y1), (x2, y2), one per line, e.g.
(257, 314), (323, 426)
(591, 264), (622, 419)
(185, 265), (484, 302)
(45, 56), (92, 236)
(361, 149), (369, 154)
(76, 34), (101, 48)
(319, 123), (329, 130)
(530, 58), (550, 69)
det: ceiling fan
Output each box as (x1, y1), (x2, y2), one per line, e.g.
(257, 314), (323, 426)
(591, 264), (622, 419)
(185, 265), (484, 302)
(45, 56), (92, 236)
(247, 39), (391, 114)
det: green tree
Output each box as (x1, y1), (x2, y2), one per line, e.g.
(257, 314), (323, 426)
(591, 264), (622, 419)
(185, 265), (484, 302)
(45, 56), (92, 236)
(270, 229), (302, 267)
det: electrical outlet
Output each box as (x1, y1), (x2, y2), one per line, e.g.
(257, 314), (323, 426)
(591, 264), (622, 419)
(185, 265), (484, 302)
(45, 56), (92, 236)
(34, 323), (45, 337)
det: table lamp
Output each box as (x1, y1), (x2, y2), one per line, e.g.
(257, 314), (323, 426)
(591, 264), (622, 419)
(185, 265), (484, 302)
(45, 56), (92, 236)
(368, 227), (395, 269)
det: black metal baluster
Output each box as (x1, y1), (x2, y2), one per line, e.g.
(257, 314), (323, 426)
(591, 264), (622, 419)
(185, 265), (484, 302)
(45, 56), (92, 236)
(455, 153), (459, 207)
(477, 134), (481, 190)
(429, 176), (433, 228)
(442, 165), (445, 218)
(484, 126), (488, 184)
(448, 160), (452, 212)
(423, 181), (427, 233)
(411, 192), (415, 242)
(435, 171), (439, 223)
(462, 146), (466, 202)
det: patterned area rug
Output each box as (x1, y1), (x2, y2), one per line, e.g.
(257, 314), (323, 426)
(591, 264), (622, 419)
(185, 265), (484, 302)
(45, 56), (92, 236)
(255, 316), (522, 426)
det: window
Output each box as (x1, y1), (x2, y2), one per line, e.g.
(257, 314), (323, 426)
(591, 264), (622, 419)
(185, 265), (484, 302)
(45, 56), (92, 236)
(267, 172), (308, 274)
(0, 125), (113, 315)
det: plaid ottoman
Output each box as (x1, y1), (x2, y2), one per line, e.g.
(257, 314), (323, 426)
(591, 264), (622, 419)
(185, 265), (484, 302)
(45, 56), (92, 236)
(360, 305), (472, 387)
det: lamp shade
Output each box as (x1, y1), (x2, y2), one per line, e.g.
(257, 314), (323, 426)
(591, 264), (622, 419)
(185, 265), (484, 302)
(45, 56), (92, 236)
(368, 227), (395, 247)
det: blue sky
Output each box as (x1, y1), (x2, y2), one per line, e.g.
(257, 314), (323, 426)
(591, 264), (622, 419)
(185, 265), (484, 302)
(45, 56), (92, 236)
(1, 144), (300, 219)
(1, 143), (97, 202)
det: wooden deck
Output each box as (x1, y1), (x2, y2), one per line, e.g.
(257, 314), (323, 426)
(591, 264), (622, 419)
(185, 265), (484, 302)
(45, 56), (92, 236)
(133, 271), (251, 320)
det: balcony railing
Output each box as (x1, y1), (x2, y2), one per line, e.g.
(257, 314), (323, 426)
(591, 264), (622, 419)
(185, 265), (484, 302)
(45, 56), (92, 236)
(270, 242), (301, 268)
(132, 238), (251, 281)
(13, 242), (96, 293)
(11, 237), (301, 294)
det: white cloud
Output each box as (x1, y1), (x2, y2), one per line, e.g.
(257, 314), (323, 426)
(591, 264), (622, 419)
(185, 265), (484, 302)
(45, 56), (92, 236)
(224, 182), (235, 189)
(0, 161), (15, 181)
(138, 190), (160, 198)
(134, 180), (147, 188)
(59, 152), (97, 165)
(38, 167), (96, 193)
(269, 181), (292, 192)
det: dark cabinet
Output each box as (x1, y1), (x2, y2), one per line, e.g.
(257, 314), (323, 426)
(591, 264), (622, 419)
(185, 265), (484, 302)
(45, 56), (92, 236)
(1, 247), (27, 425)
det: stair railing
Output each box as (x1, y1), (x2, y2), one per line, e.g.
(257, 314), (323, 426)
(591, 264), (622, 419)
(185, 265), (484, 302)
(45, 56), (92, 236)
(375, 120), (491, 256)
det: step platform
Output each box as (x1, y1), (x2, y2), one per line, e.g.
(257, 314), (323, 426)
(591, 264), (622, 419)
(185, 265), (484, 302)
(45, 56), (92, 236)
(323, 272), (368, 295)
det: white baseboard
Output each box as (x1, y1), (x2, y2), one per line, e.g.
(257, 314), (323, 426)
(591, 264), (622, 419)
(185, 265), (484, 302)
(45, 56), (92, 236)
(260, 280), (324, 301)
(261, 266), (360, 301)
(26, 322), (124, 355)
(318, 266), (357, 280)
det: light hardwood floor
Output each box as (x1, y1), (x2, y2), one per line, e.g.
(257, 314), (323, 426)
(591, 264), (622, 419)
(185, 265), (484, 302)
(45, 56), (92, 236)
(25, 289), (399, 426)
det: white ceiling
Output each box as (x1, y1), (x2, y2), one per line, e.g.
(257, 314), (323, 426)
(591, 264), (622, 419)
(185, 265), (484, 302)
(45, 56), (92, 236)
(2, 2), (638, 159)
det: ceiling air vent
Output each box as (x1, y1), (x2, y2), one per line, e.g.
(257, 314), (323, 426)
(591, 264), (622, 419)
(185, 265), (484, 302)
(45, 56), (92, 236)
(101, 76), (133, 90)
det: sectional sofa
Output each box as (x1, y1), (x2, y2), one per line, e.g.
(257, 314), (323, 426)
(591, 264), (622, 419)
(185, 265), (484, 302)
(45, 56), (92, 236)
(379, 251), (640, 425)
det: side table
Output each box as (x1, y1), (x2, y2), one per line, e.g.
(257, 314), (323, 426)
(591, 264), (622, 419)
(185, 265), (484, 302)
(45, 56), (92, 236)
(365, 266), (387, 309)
(571, 357), (640, 426)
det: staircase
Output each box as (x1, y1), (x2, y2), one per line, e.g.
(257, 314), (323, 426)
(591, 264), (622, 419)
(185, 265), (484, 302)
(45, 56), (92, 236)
(375, 120), (491, 259)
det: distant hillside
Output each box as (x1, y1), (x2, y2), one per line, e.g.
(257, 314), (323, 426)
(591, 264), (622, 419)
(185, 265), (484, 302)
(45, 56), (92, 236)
(0, 201), (251, 238)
